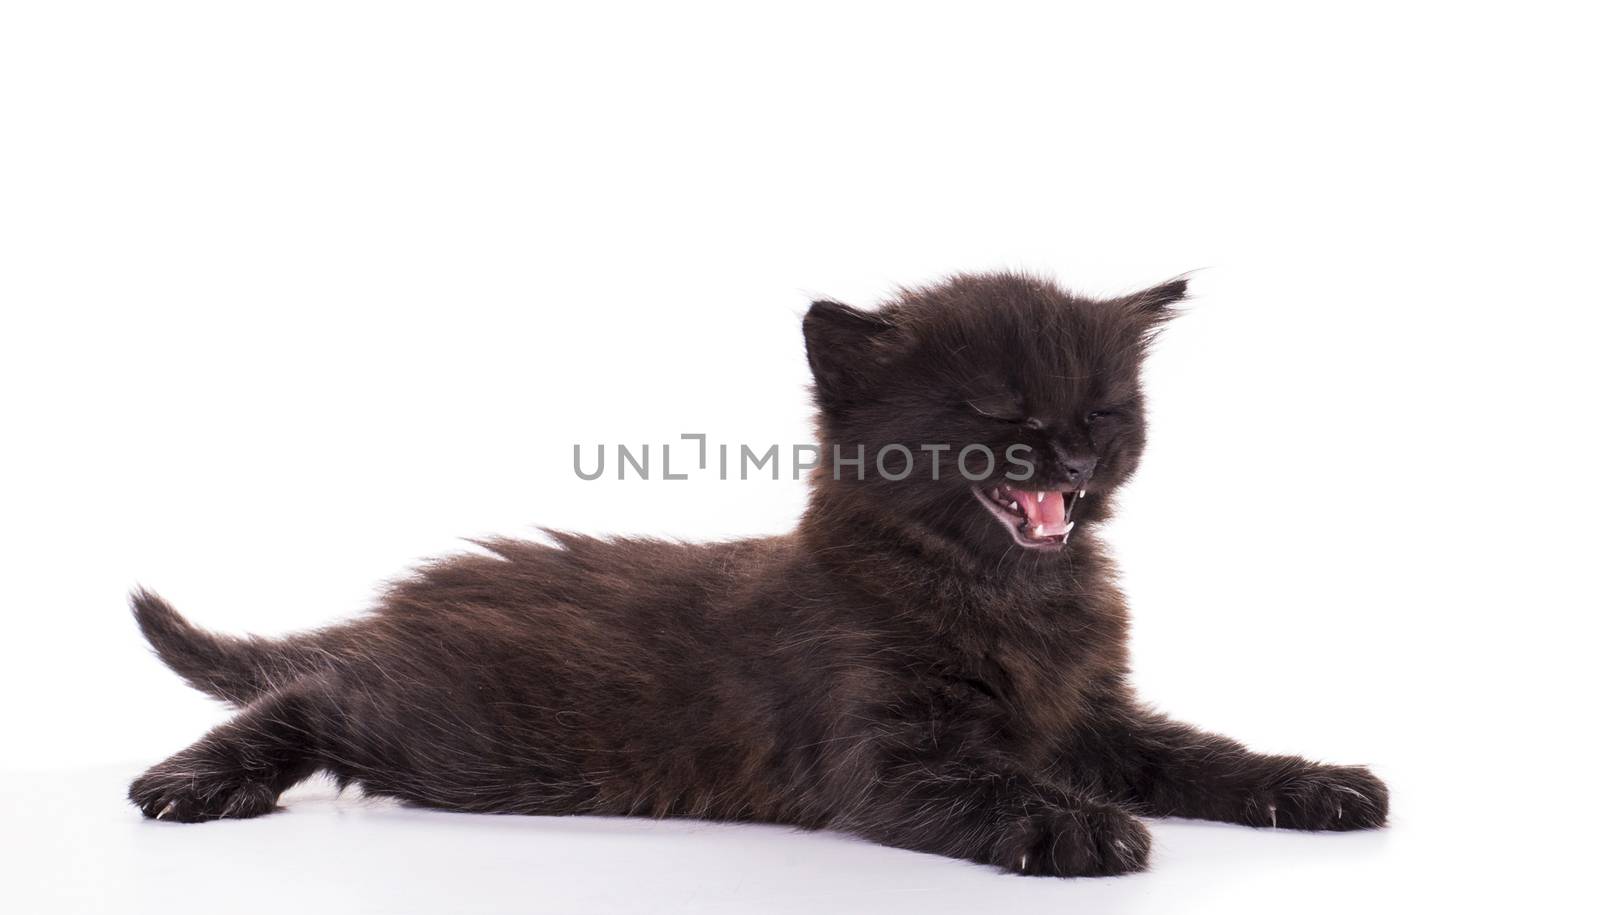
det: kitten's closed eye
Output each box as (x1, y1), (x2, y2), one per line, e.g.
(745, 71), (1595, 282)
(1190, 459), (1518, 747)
(967, 395), (1024, 422)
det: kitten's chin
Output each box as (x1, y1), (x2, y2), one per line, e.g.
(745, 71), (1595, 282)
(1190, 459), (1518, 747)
(972, 484), (1085, 552)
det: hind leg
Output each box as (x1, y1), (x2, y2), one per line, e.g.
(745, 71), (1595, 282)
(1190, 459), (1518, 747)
(130, 678), (328, 822)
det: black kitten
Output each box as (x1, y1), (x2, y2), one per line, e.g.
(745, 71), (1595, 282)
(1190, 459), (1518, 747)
(129, 272), (1387, 877)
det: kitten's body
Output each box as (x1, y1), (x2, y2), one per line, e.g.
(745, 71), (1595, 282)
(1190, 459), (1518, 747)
(130, 274), (1386, 876)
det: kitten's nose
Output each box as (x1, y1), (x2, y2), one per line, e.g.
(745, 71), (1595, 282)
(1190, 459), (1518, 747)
(1056, 454), (1098, 486)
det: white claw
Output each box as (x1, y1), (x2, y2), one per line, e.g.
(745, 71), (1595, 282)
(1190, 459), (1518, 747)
(156, 801), (175, 821)
(1268, 804), (1278, 829)
(1019, 854), (1029, 870)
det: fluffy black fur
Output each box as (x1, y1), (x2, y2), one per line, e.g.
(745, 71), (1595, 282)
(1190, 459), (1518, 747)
(129, 273), (1387, 876)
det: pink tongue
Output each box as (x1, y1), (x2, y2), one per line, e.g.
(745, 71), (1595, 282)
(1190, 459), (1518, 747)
(1018, 490), (1068, 536)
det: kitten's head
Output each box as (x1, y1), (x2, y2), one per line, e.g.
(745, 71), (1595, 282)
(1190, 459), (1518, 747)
(803, 272), (1185, 560)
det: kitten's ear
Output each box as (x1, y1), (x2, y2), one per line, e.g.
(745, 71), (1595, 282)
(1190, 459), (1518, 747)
(1120, 277), (1189, 340)
(1123, 278), (1188, 321)
(803, 299), (896, 409)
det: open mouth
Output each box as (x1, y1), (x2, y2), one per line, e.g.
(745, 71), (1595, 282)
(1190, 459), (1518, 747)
(972, 484), (1085, 550)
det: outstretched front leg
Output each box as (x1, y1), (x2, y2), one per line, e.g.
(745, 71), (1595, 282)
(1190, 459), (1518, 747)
(1064, 707), (1388, 831)
(833, 756), (1153, 877)
(129, 678), (329, 822)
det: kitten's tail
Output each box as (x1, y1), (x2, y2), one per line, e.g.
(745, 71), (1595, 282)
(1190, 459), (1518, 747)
(129, 588), (337, 705)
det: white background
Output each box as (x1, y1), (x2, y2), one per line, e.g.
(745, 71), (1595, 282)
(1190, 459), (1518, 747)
(3, 2), (1597, 912)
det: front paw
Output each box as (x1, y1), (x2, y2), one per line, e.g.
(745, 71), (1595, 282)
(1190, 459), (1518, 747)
(993, 802), (1152, 877)
(1247, 765), (1388, 831)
